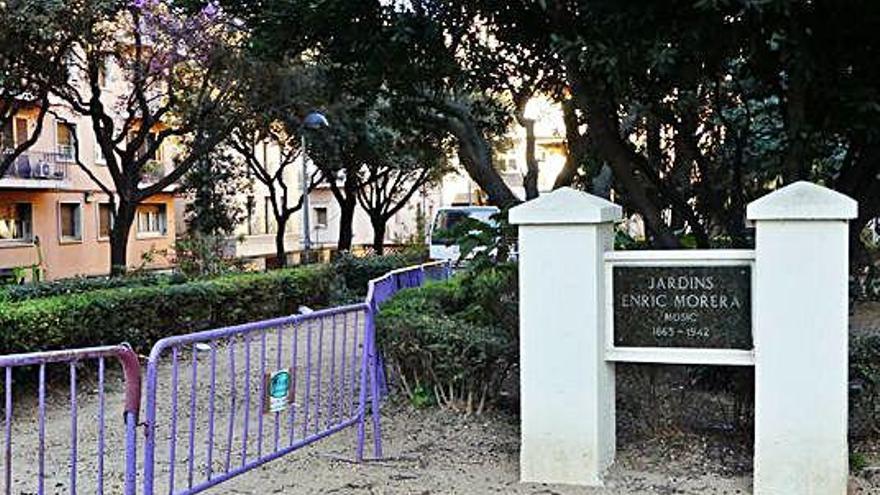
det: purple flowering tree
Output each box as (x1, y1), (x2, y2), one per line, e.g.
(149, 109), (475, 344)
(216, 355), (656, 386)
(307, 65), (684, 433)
(55, 0), (246, 274)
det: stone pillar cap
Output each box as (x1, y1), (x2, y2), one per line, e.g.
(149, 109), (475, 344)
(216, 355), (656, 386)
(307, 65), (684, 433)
(509, 187), (623, 225)
(746, 181), (857, 221)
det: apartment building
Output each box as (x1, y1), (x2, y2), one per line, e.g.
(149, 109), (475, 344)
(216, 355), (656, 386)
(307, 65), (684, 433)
(0, 75), (178, 280)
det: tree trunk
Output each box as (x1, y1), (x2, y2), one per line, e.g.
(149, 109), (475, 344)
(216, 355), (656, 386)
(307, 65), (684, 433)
(571, 83), (680, 248)
(371, 217), (387, 256)
(109, 202), (136, 276)
(337, 195), (356, 251)
(274, 221), (287, 268)
(514, 97), (540, 200)
(554, 99), (589, 190)
(444, 116), (520, 209)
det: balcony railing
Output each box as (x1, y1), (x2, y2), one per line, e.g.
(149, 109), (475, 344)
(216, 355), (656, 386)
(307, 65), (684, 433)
(1, 150), (69, 181)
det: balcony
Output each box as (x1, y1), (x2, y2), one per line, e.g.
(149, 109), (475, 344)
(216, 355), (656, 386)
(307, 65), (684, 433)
(0, 150), (70, 189)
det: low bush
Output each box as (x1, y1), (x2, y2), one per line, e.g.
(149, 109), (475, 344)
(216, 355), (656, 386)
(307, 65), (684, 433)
(330, 251), (426, 301)
(376, 263), (518, 414)
(0, 272), (189, 303)
(0, 265), (333, 354)
(850, 333), (880, 438)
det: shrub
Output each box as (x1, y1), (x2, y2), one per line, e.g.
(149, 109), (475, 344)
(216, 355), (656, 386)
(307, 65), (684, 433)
(0, 272), (189, 303)
(331, 251), (426, 299)
(0, 265), (333, 354)
(850, 333), (880, 438)
(376, 270), (518, 414)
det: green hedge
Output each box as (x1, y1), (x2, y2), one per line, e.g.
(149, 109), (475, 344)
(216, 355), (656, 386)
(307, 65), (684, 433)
(331, 251), (426, 299)
(0, 272), (190, 303)
(376, 266), (518, 414)
(0, 265), (333, 354)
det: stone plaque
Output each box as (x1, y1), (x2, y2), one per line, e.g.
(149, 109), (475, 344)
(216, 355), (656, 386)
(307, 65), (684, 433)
(612, 265), (752, 349)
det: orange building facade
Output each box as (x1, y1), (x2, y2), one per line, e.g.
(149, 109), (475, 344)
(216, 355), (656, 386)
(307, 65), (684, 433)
(0, 104), (177, 280)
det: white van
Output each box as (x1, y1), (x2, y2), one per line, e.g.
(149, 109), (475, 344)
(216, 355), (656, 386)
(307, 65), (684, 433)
(428, 206), (499, 262)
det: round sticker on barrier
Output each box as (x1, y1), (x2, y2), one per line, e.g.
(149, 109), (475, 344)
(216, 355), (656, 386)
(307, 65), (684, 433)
(265, 368), (292, 414)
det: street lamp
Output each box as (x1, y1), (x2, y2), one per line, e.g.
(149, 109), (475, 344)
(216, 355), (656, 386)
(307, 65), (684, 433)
(301, 111), (329, 261)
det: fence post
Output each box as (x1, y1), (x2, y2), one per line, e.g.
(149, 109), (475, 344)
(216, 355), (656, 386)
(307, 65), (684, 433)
(747, 181), (856, 494)
(510, 187), (621, 486)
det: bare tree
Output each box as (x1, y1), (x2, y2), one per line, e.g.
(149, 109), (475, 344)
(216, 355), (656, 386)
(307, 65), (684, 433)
(229, 122), (322, 267)
(53, 1), (245, 274)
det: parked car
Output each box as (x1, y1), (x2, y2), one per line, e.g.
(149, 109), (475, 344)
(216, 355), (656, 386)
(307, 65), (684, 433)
(428, 206), (499, 262)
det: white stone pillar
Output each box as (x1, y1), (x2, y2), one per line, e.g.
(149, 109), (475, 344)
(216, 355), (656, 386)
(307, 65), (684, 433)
(747, 181), (857, 495)
(510, 187), (621, 486)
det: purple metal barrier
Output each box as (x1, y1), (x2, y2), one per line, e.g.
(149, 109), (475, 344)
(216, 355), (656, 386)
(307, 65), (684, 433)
(0, 344), (141, 495)
(366, 260), (452, 400)
(142, 303), (380, 495)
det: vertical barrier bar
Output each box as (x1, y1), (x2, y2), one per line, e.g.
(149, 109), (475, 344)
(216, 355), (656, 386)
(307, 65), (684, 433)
(206, 342), (217, 480)
(187, 345), (199, 489)
(288, 322), (298, 447)
(4, 367), (11, 495)
(96, 358), (105, 495)
(224, 343), (236, 474)
(38, 364), (45, 495)
(169, 347), (180, 492)
(241, 334), (251, 466)
(328, 315), (337, 427)
(257, 331), (267, 459)
(124, 411), (138, 495)
(314, 318), (324, 434)
(366, 307), (383, 459)
(349, 312), (359, 417)
(274, 327), (283, 452)
(69, 363), (77, 495)
(302, 322), (312, 439)
(339, 313), (348, 421)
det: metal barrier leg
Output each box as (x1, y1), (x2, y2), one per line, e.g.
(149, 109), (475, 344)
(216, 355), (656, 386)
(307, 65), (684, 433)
(124, 411), (138, 495)
(366, 310), (383, 459)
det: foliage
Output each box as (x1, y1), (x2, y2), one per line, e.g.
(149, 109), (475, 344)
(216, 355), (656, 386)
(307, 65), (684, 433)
(376, 276), (517, 414)
(182, 147), (250, 236)
(0, 272), (187, 303)
(0, 0), (81, 175)
(330, 251), (426, 302)
(850, 333), (880, 439)
(173, 234), (245, 277)
(0, 265), (333, 354)
(53, 0), (248, 273)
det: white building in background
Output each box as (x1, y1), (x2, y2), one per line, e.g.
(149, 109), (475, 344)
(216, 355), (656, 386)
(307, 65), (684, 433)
(189, 95), (567, 266)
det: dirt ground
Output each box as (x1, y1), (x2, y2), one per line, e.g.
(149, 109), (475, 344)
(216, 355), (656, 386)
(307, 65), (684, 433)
(3, 303), (880, 494)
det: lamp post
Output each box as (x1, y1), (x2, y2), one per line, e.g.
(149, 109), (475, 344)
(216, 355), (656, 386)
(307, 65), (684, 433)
(300, 111), (329, 262)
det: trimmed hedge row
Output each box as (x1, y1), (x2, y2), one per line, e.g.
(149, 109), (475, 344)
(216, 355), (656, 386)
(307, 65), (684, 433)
(0, 265), (336, 354)
(0, 253), (427, 355)
(376, 266), (518, 414)
(0, 272), (189, 303)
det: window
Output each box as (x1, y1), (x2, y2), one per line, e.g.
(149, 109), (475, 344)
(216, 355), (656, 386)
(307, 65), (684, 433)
(59, 202), (82, 241)
(137, 204), (167, 236)
(314, 206), (328, 228)
(0, 203), (32, 242)
(98, 203), (113, 239)
(56, 123), (76, 161)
